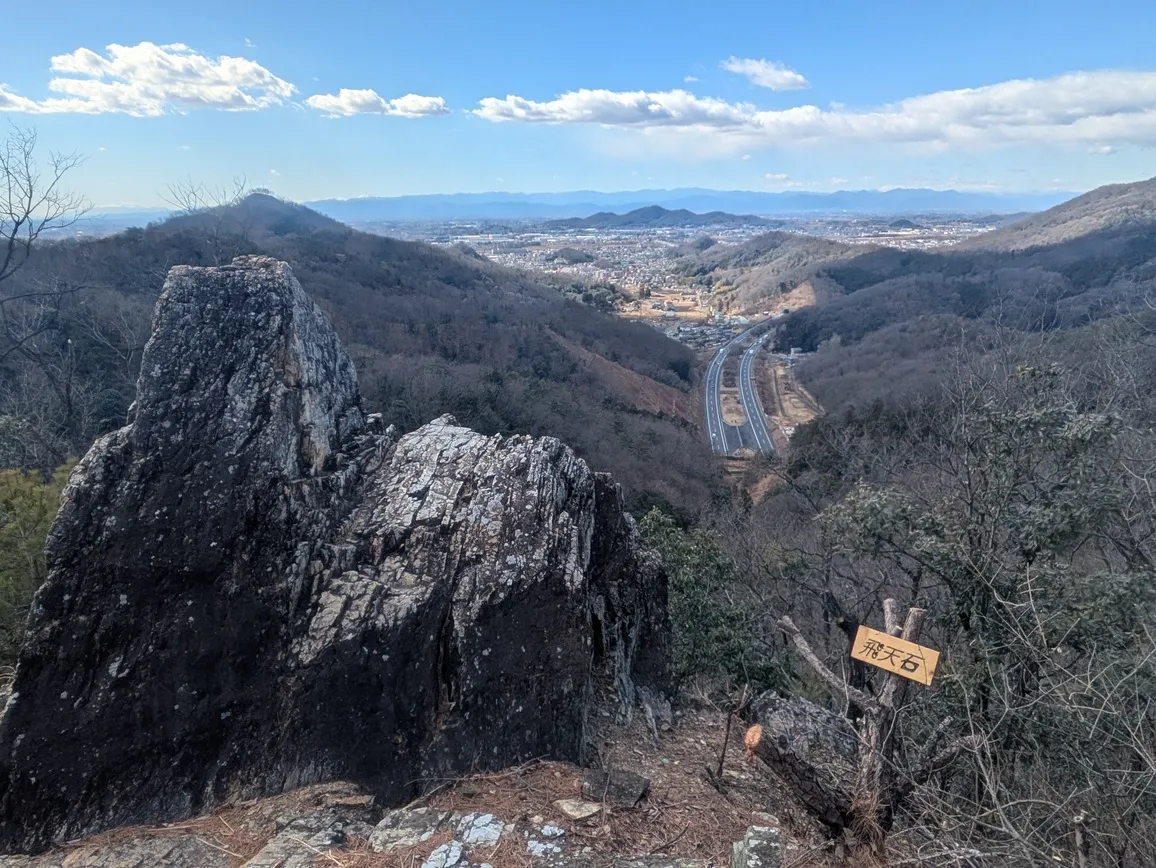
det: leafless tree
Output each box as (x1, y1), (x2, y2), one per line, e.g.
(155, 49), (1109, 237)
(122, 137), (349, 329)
(162, 175), (250, 264)
(0, 126), (89, 365)
(0, 124), (88, 290)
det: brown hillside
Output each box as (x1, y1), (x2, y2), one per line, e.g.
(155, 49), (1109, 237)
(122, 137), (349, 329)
(549, 332), (700, 427)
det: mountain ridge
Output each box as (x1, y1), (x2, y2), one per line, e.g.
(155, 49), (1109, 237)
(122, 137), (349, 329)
(959, 175), (1156, 251)
(72, 187), (1077, 231)
(308, 187), (1075, 222)
(546, 205), (777, 229)
(6, 194), (721, 515)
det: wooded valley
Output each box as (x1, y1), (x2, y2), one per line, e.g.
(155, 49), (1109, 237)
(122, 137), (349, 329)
(3, 124), (1156, 865)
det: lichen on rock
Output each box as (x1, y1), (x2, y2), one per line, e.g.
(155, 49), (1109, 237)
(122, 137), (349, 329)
(0, 256), (671, 854)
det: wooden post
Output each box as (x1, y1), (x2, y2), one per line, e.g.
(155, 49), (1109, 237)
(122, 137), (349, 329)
(1073, 811), (1090, 868)
(775, 599), (928, 861)
(853, 602), (926, 859)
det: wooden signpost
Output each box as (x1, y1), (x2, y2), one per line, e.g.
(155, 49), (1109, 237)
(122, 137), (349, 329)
(851, 624), (940, 686)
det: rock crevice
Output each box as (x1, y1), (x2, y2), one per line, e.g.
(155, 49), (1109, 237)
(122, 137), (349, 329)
(0, 256), (671, 854)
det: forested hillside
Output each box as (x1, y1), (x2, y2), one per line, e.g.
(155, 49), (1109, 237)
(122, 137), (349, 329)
(669, 330), (1156, 864)
(749, 179), (1156, 412)
(0, 194), (721, 516)
(670, 231), (863, 308)
(648, 180), (1156, 862)
(958, 175), (1156, 251)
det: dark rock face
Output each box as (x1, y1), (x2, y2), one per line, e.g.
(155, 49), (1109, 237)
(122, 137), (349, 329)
(0, 256), (671, 854)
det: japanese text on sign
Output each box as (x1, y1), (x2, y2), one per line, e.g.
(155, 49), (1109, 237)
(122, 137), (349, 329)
(851, 625), (940, 686)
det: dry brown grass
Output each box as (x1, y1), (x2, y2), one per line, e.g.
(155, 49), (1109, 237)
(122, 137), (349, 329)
(777, 278), (841, 313)
(406, 693), (832, 866)
(57, 804), (265, 867)
(721, 390), (747, 426)
(54, 782), (378, 867)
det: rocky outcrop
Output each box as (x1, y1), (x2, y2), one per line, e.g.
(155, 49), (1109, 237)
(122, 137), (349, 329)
(0, 256), (671, 854)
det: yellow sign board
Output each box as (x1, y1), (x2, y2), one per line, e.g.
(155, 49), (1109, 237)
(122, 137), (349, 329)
(851, 625), (940, 686)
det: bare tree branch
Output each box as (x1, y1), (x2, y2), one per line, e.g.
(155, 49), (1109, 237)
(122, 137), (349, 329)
(0, 124), (89, 290)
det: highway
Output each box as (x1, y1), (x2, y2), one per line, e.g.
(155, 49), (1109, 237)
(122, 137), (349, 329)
(704, 322), (775, 457)
(739, 333), (775, 455)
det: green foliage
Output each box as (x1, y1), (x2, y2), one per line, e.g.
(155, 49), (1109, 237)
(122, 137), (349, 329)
(768, 360), (1156, 863)
(0, 463), (72, 663)
(639, 508), (780, 692)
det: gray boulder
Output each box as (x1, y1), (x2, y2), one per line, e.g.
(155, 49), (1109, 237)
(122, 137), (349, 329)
(0, 256), (671, 853)
(731, 826), (782, 868)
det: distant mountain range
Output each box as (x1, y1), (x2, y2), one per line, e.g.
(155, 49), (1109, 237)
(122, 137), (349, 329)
(307, 188), (1075, 222)
(545, 205), (778, 229)
(73, 187), (1082, 235)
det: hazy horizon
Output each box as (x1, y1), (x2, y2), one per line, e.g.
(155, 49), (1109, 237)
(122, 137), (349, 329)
(87, 184), (1088, 212)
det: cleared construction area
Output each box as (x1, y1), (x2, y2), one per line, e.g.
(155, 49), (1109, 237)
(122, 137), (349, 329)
(760, 359), (823, 451)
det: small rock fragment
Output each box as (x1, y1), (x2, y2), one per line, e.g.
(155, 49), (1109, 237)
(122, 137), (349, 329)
(242, 813), (351, 867)
(527, 838), (564, 857)
(369, 808), (458, 852)
(457, 812), (503, 846)
(554, 799), (602, 820)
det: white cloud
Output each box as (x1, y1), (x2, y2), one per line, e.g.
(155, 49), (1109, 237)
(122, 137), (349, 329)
(742, 153), (751, 160)
(1088, 144), (1116, 154)
(721, 57), (809, 91)
(0, 42), (295, 116)
(764, 173), (824, 188)
(474, 70), (1156, 153)
(269, 168), (280, 176)
(829, 176), (848, 184)
(684, 75), (699, 83)
(476, 88), (756, 128)
(305, 88), (448, 118)
(0, 85), (42, 112)
(244, 37), (255, 48)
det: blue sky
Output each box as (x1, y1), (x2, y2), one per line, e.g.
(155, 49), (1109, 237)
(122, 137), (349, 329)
(2, 0), (1155, 206)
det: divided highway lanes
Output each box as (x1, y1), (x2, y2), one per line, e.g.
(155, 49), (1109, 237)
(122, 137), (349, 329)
(704, 332), (740, 455)
(738, 333), (775, 455)
(703, 321), (774, 457)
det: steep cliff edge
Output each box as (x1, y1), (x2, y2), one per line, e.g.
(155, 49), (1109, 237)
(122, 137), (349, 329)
(0, 256), (671, 854)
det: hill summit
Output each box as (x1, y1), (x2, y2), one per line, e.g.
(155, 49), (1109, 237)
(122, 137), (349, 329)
(962, 175), (1156, 251)
(547, 205), (777, 230)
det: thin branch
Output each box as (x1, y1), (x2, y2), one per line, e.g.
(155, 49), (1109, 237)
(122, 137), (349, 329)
(777, 616), (879, 712)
